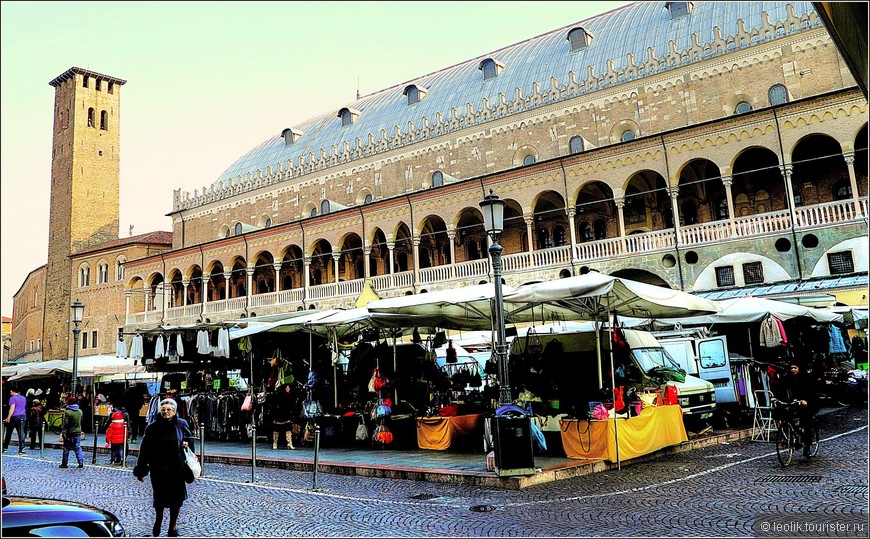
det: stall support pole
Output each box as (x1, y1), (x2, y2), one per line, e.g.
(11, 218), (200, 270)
(311, 424), (321, 490)
(40, 420), (45, 459)
(248, 351), (256, 483)
(122, 424), (128, 469)
(91, 383), (99, 464)
(609, 310), (621, 471)
(199, 423), (205, 477)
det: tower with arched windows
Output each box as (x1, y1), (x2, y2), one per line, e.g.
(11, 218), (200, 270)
(42, 67), (126, 360)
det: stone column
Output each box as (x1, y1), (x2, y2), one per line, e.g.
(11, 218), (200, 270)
(447, 229), (457, 267)
(566, 206), (578, 264)
(333, 254), (341, 284)
(182, 280), (189, 306)
(780, 164), (798, 227)
(412, 237), (421, 284)
(201, 273), (209, 304)
(363, 246), (372, 279)
(143, 284), (151, 311)
(844, 152), (865, 217)
(246, 266), (255, 307)
(303, 256), (312, 289)
(273, 262), (282, 292)
(223, 271), (232, 300)
(386, 241), (395, 274)
(722, 175), (737, 237)
(524, 214), (535, 265)
(615, 198), (627, 252)
(668, 186), (682, 245)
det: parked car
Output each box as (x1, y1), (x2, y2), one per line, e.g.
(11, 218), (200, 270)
(2, 493), (126, 537)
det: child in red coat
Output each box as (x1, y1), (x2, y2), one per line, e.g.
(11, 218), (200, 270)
(105, 411), (129, 464)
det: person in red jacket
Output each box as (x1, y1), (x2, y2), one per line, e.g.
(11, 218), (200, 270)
(105, 411), (128, 464)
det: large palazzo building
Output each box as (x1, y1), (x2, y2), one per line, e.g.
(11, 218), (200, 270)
(12, 2), (870, 357)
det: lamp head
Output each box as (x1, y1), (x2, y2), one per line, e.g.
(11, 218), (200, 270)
(71, 299), (85, 325)
(478, 190), (505, 237)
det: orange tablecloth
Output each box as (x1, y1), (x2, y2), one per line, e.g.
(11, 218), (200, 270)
(417, 413), (485, 450)
(559, 405), (687, 462)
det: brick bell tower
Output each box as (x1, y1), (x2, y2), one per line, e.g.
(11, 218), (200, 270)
(43, 67), (126, 360)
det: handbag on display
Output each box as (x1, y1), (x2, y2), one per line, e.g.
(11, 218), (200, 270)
(301, 399), (323, 419)
(241, 394), (253, 411)
(355, 416), (368, 442)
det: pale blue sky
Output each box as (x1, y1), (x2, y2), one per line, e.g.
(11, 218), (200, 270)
(0, 0), (629, 316)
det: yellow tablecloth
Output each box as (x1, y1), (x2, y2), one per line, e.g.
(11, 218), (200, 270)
(417, 413), (485, 451)
(559, 405), (688, 462)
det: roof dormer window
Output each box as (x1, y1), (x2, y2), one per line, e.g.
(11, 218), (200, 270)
(403, 84), (427, 105)
(479, 58), (504, 80)
(567, 27), (593, 51)
(281, 128), (303, 146)
(432, 171), (443, 187)
(665, 1), (693, 19)
(338, 107), (360, 126)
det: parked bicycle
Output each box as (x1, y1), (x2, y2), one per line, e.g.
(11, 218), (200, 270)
(773, 399), (819, 467)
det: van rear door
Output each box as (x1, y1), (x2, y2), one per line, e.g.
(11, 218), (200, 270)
(697, 336), (737, 405)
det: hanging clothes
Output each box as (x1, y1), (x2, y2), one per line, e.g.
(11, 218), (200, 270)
(196, 330), (210, 355)
(237, 336), (252, 353)
(759, 315), (783, 347)
(773, 317), (788, 346)
(129, 334), (144, 359)
(154, 334), (165, 358)
(176, 333), (185, 357)
(116, 338), (127, 358)
(829, 324), (847, 354)
(217, 328), (230, 358)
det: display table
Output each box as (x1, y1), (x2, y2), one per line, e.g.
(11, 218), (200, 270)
(559, 405), (687, 462)
(417, 413), (485, 451)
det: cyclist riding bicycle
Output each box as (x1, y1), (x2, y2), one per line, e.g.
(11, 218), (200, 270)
(773, 359), (819, 457)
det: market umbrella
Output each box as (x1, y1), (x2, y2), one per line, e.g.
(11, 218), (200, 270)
(655, 296), (843, 325)
(504, 272), (721, 469)
(366, 283), (519, 330)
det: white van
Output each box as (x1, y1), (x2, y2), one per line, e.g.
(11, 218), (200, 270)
(509, 327), (716, 420)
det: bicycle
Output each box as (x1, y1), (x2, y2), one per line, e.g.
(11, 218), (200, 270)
(772, 399), (819, 467)
(45, 409), (64, 435)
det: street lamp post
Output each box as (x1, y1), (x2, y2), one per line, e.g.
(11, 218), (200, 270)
(479, 191), (511, 406)
(70, 299), (85, 397)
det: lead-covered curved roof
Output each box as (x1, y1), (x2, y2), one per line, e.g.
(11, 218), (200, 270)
(215, 1), (819, 187)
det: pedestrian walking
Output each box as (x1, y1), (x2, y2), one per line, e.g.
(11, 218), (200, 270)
(133, 398), (195, 537)
(60, 396), (85, 468)
(105, 411), (129, 464)
(28, 398), (45, 450)
(271, 383), (296, 450)
(3, 388), (28, 454)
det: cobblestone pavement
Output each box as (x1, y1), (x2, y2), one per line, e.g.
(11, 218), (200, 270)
(2, 406), (867, 538)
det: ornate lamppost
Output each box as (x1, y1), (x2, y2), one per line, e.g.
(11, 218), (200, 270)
(479, 191), (511, 406)
(70, 299), (85, 397)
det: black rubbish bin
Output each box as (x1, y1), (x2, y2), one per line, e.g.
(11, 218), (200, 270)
(491, 416), (535, 477)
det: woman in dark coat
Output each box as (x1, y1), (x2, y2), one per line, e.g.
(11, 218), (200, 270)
(133, 398), (195, 537)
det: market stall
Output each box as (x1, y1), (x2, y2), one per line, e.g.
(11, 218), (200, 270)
(416, 413), (486, 451)
(559, 404), (687, 462)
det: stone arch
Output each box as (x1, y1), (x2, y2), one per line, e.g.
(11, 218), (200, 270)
(623, 170), (670, 232)
(418, 214), (451, 268)
(368, 227), (389, 277)
(693, 252), (792, 290)
(337, 232), (364, 281)
(574, 181), (616, 242)
(278, 244), (304, 291)
(456, 207), (486, 262)
(531, 191), (567, 250)
(308, 239), (334, 286)
(791, 133), (847, 208)
(393, 222), (414, 273)
(676, 158), (723, 226)
(609, 268), (670, 287)
(731, 146), (785, 214)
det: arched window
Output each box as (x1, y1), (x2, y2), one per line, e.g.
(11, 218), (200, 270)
(406, 86), (419, 104)
(579, 221), (592, 242)
(715, 198), (729, 220)
(833, 180), (852, 200)
(480, 58), (499, 80)
(310, 208), (318, 218)
(97, 262), (109, 284)
(569, 136), (584, 154)
(593, 219), (607, 240)
(734, 101), (752, 114)
(523, 155), (536, 166)
(432, 171), (443, 187)
(264, 218), (272, 228)
(536, 228), (551, 249)
(554, 225), (567, 246)
(621, 130), (636, 142)
(768, 84), (789, 105)
(79, 265), (90, 287)
(115, 257), (126, 281)
(364, 194), (373, 204)
(567, 27), (592, 51)
(234, 222), (243, 235)
(87, 108), (95, 127)
(321, 200), (331, 215)
(100, 110), (108, 130)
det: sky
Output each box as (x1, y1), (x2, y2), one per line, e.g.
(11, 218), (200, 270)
(0, 0), (630, 317)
